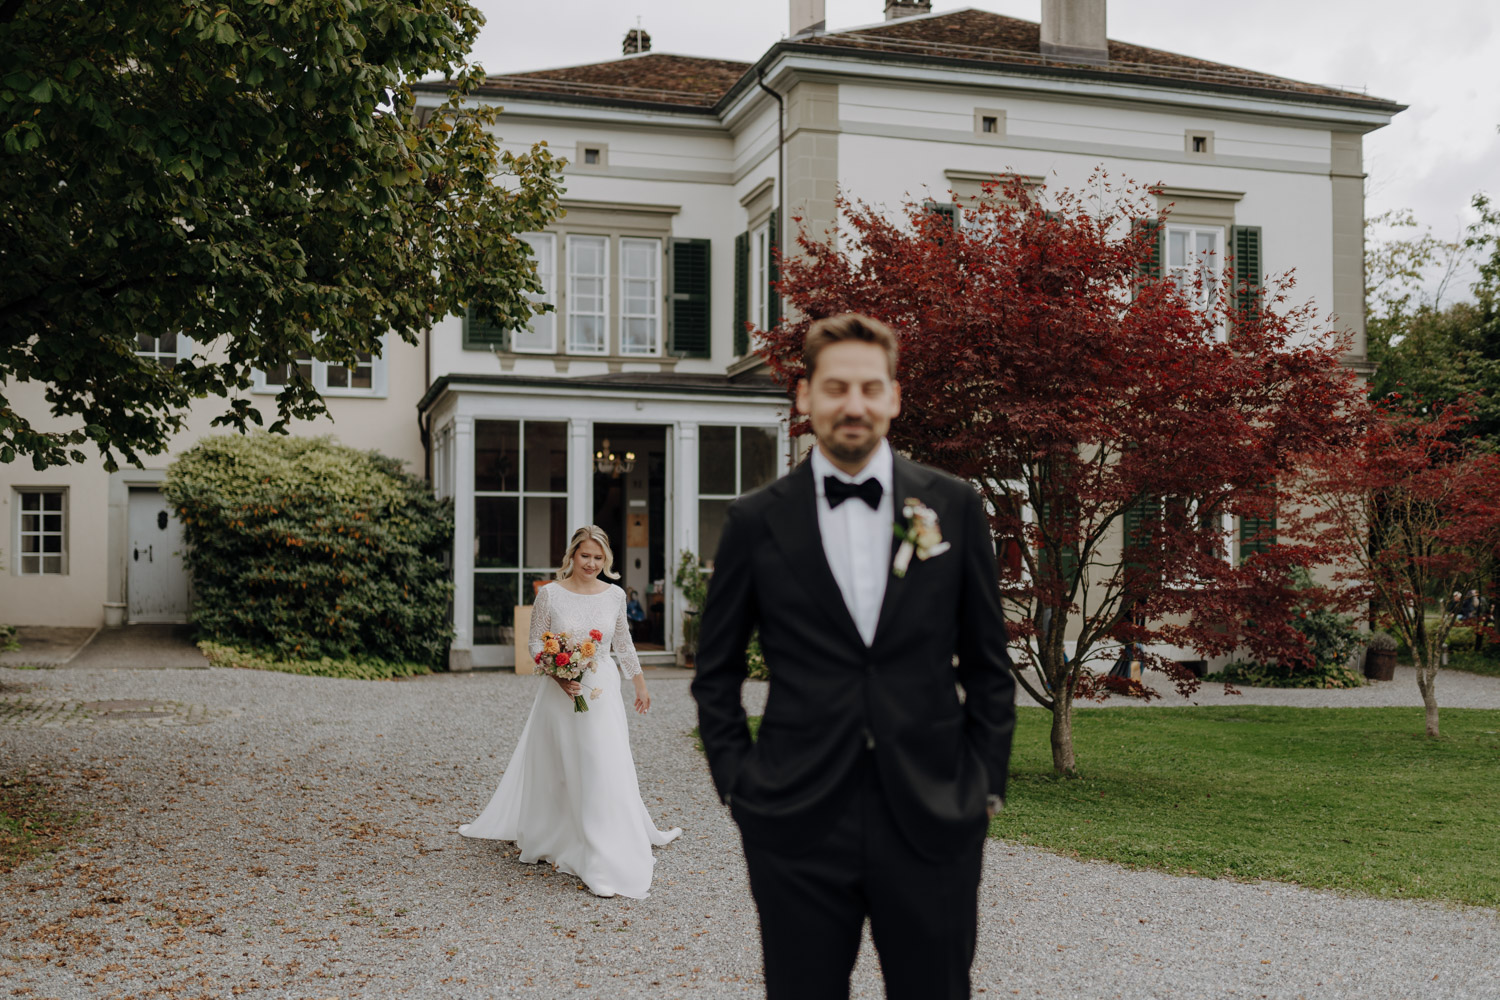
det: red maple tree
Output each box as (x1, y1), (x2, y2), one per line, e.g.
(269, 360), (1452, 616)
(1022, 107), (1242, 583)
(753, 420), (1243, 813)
(1292, 400), (1500, 737)
(756, 173), (1367, 773)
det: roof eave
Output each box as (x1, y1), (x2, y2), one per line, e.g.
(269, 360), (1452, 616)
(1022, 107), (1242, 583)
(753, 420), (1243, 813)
(410, 79), (720, 115)
(719, 40), (1404, 120)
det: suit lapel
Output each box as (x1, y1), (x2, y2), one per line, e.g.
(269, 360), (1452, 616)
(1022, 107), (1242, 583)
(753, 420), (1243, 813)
(872, 456), (931, 646)
(765, 461), (866, 650)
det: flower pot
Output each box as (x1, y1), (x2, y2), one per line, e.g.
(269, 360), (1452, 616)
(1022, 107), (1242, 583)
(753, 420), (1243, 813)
(1364, 648), (1397, 682)
(102, 602), (126, 628)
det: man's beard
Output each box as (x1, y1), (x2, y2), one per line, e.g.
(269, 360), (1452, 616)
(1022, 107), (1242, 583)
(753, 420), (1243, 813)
(819, 419), (879, 464)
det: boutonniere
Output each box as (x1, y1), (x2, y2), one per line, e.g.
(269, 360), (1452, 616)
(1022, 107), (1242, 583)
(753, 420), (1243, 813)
(892, 498), (950, 578)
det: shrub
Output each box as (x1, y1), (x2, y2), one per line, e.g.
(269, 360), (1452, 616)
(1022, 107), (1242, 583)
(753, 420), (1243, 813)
(198, 641), (430, 680)
(1224, 582), (1366, 688)
(1365, 630), (1398, 653)
(0, 624), (17, 653)
(1284, 605), (1363, 673)
(673, 550), (710, 653)
(1219, 658), (1366, 689)
(675, 548), (766, 678)
(165, 434), (453, 667)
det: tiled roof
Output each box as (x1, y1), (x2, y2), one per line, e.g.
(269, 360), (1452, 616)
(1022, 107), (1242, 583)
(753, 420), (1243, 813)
(423, 8), (1397, 113)
(442, 53), (749, 111)
(796, 9), (1391, 104)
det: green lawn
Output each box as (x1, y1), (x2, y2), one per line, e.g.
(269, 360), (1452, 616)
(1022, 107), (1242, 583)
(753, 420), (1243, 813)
(995, 706), (1500, 907)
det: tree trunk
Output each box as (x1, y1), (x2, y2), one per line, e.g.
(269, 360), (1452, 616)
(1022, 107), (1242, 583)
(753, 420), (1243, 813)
(1049, 698), (1076, 774)
(1414, 647), (1440, 738)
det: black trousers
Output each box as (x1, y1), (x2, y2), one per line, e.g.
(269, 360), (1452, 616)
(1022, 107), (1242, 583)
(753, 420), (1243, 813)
(739, 752), (985, 1000)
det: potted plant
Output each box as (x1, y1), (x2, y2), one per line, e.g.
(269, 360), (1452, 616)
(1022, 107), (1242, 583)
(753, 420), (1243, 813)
(673, 550), (710, 668)
(1364, 630), (1398, 681)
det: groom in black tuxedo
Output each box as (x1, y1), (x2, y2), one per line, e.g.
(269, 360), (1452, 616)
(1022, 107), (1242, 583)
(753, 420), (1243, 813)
(692, 313), (1016, 999)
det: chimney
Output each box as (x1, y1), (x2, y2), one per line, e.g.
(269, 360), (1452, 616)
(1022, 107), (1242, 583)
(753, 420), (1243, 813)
(884, 0), (932, 19)
(622, 26), (652, 55)
(790, 0), (825, 36)
(1039, 0), (1108, 64)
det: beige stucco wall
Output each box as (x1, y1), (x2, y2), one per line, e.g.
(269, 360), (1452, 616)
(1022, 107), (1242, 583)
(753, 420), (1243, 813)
(0, 334), (426, 627)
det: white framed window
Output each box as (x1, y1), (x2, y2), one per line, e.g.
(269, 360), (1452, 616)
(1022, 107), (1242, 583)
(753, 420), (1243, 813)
(254, 333), (389, 396)
(513, 233), (557, 353)
(472, 420), (570, 645)
(15, 488), (67, 576)
(1165, 224), (1224, 337)
(135, 332), (181, 369)
(566, 235), (609, 355)
(698, 425), (780, 568)
(619, 237), (661, 356)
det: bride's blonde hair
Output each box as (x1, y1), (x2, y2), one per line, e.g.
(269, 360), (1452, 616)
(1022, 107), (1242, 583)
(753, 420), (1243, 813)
(558, 525), (621, 580)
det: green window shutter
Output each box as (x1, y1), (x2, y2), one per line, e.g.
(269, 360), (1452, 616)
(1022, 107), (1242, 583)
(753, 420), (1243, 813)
(463, 304), (510, 352)
(1133, 219), (1163, 281)
(1038, 498), (1080, 590)
(924, 200), (958, 230)
(667, 238), (712, 358)
(767, 209), (782, 330)
(733, 230), (750, 356)
(1231, 225), (1263, 321)
(1238, 512), (1277, 563)
(1122, 495), (1162, 592)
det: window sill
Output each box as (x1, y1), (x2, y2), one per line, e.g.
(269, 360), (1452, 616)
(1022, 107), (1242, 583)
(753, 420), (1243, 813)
(250, 387), (388, 399)
(472, 350), (683, 374)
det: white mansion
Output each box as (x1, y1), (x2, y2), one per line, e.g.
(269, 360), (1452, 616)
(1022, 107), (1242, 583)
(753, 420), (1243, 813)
(2, 1), (1402, 671)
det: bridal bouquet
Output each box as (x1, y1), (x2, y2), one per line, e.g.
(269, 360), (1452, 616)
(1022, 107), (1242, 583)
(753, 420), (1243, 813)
(534, 629), (605, 712)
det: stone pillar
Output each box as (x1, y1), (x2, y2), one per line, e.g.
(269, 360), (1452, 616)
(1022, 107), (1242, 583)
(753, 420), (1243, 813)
(448, 415), (475, 672)
(1330, 131), (1373, 375)
(784, 80), (839, 255)
(672, 423), (700, 652)
(567, 418), (593, 533)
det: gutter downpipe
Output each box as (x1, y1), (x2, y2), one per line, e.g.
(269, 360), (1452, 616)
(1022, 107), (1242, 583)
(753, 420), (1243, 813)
(418, 328), (432, 484)
(755, 63), (785, 326)
(755, 62), (792, 471)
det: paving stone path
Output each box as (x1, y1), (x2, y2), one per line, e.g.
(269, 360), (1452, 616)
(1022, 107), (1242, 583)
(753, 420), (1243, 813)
(0, 664), (1496, 999)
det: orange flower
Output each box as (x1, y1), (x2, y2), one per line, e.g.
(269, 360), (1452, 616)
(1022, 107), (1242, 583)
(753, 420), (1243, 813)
(580, 641), (597, 658)
(543, 639), (560, 655)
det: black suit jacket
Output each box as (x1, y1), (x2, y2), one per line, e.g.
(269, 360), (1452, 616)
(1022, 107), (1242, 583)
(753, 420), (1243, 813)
(691, 453), (1016, 860)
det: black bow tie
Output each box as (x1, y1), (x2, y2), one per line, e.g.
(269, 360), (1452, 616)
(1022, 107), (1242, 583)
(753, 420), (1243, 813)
(824, 476), (883, 510)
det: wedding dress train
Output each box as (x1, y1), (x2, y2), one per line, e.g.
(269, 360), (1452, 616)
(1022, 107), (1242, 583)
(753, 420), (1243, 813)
(459, 583), (681, 898)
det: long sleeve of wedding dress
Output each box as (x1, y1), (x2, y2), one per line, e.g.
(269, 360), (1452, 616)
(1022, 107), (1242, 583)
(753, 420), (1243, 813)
(528, 584), (551, 660)
(612, 590), (642, 679)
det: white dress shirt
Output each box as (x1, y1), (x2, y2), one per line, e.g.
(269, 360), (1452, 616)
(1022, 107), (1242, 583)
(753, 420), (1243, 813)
(811, 439), (893, 647)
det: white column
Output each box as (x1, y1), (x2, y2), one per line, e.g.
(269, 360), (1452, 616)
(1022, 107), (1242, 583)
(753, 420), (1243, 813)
(673, 423), (700, 652)
(568, 418), (592, 532)
(449, 415), (475, 672)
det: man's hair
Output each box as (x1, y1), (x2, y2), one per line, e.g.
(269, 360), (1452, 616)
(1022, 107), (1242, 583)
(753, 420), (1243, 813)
(802, 313), (899, 381)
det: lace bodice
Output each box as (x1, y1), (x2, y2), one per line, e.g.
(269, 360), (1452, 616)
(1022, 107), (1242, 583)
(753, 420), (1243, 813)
(528, 583), (642, 680)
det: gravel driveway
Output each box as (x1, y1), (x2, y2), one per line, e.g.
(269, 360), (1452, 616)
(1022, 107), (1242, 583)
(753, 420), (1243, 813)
(1, 664), (1496, 999)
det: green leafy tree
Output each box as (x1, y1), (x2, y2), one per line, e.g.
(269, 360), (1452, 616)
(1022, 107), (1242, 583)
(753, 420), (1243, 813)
(1365, 198), (1500, 445)
(1, 0), (563, 470)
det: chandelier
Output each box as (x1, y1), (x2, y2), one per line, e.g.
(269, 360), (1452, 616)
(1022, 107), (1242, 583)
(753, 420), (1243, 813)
(594, 438), (636, 477)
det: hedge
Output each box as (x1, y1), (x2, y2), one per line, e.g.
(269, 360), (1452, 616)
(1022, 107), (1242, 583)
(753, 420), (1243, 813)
(165, 433), (453, 667)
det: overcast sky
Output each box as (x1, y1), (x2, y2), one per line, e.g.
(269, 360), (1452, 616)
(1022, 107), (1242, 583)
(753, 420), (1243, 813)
(469, 0), (1498, 301)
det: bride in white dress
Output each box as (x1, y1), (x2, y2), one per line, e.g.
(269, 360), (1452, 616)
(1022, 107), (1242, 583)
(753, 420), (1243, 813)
(460, 525), (682, 898)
